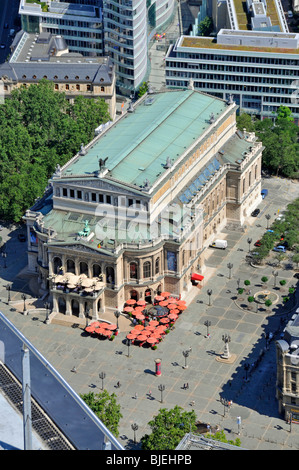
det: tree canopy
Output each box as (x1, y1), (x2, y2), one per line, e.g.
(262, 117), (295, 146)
(80, 390), (123, 437)
(0, 80), (110, 222)
(236, 107), (299, 178)
(141, 405), (197, 450)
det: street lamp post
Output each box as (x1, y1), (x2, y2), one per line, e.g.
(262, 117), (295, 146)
(44, 301), (50, 324)
(207, 289), (212, 306)
(99, 372), (106, 390)
(247, 238), (252, 253)
(131, 423), (138, 444)
(227, 262), (233, 279)
(220, 397), (232, 417)
(126, 338), (132, 357)
(158, 384), (165, 403)
(114, 310), (121, 329)
(272, 270), (279, 288)
(21, 293), (27, 313)
(265, 214), (271, 229)
(182, 350), (189, 368)
(204, 320), (211, 337)
(6, 284), (11, 303)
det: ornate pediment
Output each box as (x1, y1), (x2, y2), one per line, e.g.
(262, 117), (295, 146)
(54, 178), (145, 198)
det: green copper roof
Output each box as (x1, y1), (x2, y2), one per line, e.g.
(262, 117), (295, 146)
(62, 90), (228, 187)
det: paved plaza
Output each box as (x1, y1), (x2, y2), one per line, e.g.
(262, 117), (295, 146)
(0, 176), (298, 450)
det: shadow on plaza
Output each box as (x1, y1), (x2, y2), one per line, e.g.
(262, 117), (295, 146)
(219, 285), (298, 420)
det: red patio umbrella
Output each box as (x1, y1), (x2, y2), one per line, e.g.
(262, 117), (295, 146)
(149, 320), (159, 327)
(160, 317), (169, 324)
(126, 333), (136, 340)
(134, 324), (144, 331)
(85, 325), (96, 333)
(137, 299), (146, 306)
(156, 324), (167, 330)
(168, 313), (178, 321)
(136, 334), (147, 341)
(169, 309), (180, 315)
(126, 299), (136, 305)
(105, 324), (117, 330)
(177, 305), (187, 311)
(161, 291), (171, 298)
(167, 298), (177, 304)
(159, 301), (169, 307)
(90, 321), (101, 328)
(136, 314), (145, 320)
(154, 295), (164, 301)
(176, 300), (186, 305)
(123, 306), (134, 312)
(95, 327), (106, 335)
(147, 337), (158, 344)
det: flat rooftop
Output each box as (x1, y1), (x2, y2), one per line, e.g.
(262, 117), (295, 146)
(233, 0), (281, 30)
(180, 36), (299, 55)
(61, 90), (228, 187)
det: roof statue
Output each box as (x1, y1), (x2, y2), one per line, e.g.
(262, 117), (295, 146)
(99, 157), (108, 171)
(78, 220), (91, 237)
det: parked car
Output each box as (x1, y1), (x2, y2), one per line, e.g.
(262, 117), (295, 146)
(251, 208), (260, 217)
(273, 245), (286, 253)
(288, 10), (293, 18)
(254, 240), (262, 247)
(293, 273), (299, 279)
(261, 189), (268, 199)
(0, 44), (5, 49)
(18, 234), (26, 242)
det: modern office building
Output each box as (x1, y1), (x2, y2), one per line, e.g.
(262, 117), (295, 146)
(19, 0), (175, 95)
(165, 0), (299, 123)
(0, 31), (116, 119)
(19, 0), (104, 56)
(276, 308), (299, 423)
(23, 88), (263, 322)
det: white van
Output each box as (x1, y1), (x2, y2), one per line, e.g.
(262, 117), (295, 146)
(210, 239), (227, 249)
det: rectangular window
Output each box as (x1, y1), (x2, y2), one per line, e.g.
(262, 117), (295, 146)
(106, 195), (111, 204)
(63, 188), (67, 197)
(91, 193), (97, 202)
(77, 190), (82, 199)
(99, 194), (104, 203)
(70, 189), (75, 198)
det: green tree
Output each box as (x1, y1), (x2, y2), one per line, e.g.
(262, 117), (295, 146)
(141, 406), (197, 450)
(80, 390), (122, 437)
(198, 16), (213, 36)
(206, 430), (241, 447)
(0, 80), (110, 222)
(138, 81), (148, 98)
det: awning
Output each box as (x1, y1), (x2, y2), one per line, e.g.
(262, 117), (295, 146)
(191, 273), (204, 281)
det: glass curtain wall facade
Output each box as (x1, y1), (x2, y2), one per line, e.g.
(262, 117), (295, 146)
(103, 0), (148, 94)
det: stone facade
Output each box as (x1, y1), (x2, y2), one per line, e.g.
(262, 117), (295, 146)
(23, 89), (263, 322)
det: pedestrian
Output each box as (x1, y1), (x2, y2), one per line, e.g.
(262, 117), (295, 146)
(135, 392), (138, 399)
(148, 389), (152, 398)
(183, 383), (186, 389)
(116, 381), (121, 388)
(186, 383), (189, 389)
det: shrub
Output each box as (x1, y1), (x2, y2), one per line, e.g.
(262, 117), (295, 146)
(238, 288), (244, 295)
(248, 296), (255, 303)
(244, 280), (251, 286)
(279, 280), (286, 286)
(283, 296), (290, 304)
(261, 276), (268, 283)
(265, 299), (272, 307)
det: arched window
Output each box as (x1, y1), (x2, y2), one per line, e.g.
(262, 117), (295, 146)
(129, 262), (138, 279)
(155, 257), (160, 275)
(80, 261), (88, 275)
(106, 266), (115, 284)
(143, 261), (151, 278)
(66, 259), (75, 274)
(53, 256), (62, 274)
(93, 264), (101, 277)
